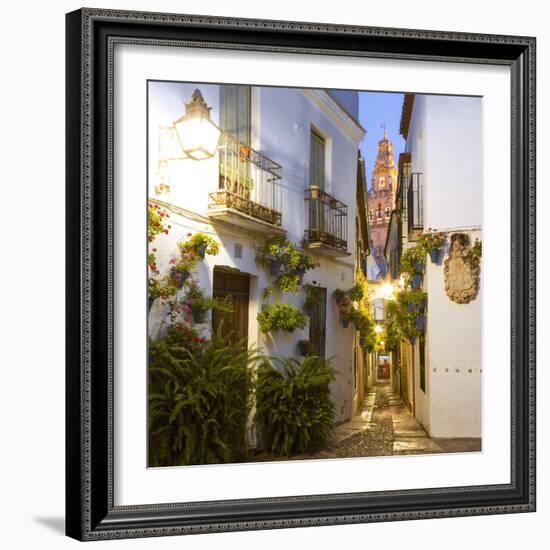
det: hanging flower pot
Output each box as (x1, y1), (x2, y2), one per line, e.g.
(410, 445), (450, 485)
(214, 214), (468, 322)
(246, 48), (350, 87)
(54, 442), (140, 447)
(170, 267), (190, 289)
(195, 242), (207, 259)
(342, 319), (350, 328)
(415, 315), (425, 331)
(407, 303), (415, 312)
(333, 289), (347, 304)
(414, 260), (425, 273)
(192, 308), (208, 324)
(408, 336), (416, 346)
(270, 259), (281, 276)
(428, 247), (443, 265)
(411, 274), (423, 289)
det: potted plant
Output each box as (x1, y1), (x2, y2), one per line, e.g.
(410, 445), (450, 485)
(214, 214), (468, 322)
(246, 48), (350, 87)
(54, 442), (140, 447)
(168, 250), (197, 289)
(419, 229), (446, 265)
(257, 303), (308, 333)
(185, 282), (214, 324)
(180, 232), (220, 259)
(333, 288), (347, 304)
(400, 244), (426, 275)
(410, 273), (423, 289)
(347, 282), (365, 301)
(336, 299), (355, 328)
(400, 289), (427, 312)
(256, 235), (317, 287)
(470, 238), (482, 268)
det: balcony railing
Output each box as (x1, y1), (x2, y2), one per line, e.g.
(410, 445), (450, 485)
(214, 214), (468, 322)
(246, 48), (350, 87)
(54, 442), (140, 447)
(407, 173), (423, 240)
(208, 132), (283, 228)
(303, 186), (348, 252)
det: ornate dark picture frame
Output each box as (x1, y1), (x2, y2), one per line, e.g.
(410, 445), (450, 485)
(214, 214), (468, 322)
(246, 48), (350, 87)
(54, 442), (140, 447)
(65, 8), (536, 541)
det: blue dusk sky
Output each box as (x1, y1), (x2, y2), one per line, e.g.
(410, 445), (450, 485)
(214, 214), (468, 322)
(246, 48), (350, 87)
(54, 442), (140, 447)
(358, 92), (405, 191)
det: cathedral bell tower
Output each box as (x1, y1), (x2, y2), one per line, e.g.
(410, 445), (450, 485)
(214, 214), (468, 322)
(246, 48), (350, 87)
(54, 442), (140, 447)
(367, 129), (398, 278)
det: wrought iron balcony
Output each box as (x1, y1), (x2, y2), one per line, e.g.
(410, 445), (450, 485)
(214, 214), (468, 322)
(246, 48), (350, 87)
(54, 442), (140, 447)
(407, 173), (423, 241)
(208, 132), (283, 233)
(303, 186), (349, 256)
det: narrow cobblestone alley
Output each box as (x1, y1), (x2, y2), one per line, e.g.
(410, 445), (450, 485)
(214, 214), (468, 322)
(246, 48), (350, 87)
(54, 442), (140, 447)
(258, 383), (481, 462)
(253, 383), (481, 462)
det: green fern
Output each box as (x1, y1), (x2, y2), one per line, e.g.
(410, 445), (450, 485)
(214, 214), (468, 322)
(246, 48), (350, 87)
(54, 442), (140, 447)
(254, 356), (336, 456)
(148, 328), (261, 466)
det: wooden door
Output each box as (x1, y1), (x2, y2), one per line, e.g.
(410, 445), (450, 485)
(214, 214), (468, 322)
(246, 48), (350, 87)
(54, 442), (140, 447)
(212, 269), (250, 347)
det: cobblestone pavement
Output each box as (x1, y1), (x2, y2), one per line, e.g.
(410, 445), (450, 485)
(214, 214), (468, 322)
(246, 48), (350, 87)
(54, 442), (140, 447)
(255, 383), (481, 461)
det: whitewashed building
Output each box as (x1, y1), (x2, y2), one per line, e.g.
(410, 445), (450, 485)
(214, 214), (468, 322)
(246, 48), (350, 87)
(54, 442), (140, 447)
(148, 82), (365, 424)
(385, 93), (482, 439)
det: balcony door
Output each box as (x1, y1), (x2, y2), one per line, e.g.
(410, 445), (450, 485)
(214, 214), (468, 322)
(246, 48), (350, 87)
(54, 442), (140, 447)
(219, 85), (251, 147)
(310, 129), (326, 190)
(219, 85), (252, 200)
(212, 268), (249, 348)
(309, 129), (327, 240)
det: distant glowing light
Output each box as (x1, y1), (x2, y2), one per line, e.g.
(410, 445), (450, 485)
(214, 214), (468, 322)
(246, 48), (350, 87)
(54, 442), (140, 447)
(374, 324), (383, 334)
(381, 283), (395, 299)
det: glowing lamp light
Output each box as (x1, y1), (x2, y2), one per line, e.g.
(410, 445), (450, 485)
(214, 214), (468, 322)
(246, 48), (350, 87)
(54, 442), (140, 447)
(173, 89), (221, 160)
(380, 282), (395, 300)
(374, 324), (383, 334)
(158, 124), (186, 162)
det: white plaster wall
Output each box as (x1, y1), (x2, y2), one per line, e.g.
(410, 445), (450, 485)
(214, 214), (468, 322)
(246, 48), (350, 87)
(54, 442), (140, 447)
(407, 94), (482, 439)
(424, 96), (482, 231)
(147, 82), (363, 423)
(257, 86), (360, 251)
(424, 230), (482, 438)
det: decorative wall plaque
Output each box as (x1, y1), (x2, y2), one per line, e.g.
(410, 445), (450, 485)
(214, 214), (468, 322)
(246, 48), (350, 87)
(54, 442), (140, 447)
(444, 233), (480, 304)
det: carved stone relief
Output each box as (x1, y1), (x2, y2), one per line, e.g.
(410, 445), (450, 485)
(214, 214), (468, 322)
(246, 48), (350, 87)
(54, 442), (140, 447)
(444, 233), (479, 304)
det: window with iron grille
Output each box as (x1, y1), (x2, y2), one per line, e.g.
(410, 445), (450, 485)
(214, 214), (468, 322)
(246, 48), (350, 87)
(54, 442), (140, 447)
(308, 287), (326, 358)
(310, 129), (326, 190)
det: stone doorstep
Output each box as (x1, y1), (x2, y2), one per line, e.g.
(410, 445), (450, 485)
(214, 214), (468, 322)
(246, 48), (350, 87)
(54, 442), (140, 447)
(393, 430), (427, 438)
(393, 437), (444, 453)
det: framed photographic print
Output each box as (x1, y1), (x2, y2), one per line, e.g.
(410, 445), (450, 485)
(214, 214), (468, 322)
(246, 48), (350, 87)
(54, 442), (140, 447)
(65, 8), (536, 541)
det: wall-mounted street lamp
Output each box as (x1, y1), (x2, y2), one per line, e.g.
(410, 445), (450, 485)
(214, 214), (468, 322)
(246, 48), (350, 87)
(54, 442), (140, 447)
(158, 124), (186, 162)
(173, 89), (221, 160)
